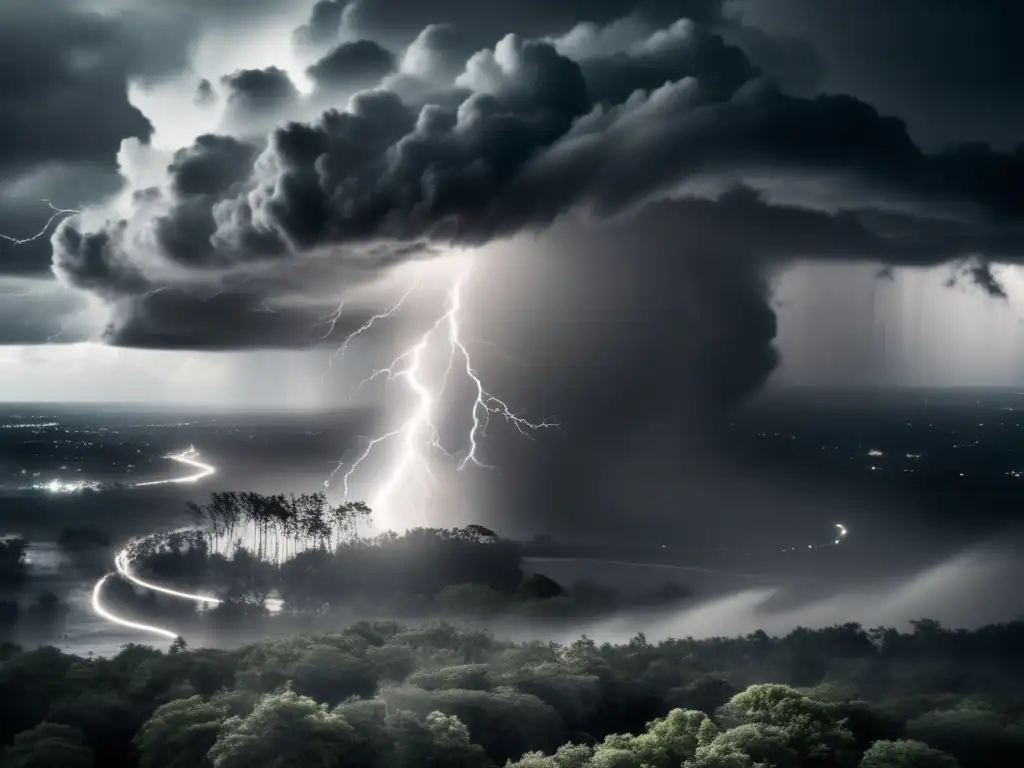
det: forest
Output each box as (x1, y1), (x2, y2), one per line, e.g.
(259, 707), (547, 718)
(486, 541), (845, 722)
(3, 492), (1023, 766)
(2, 617), (1024, 767)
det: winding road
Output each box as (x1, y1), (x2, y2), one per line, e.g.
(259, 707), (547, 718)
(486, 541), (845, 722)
(89, 447), (222, 643)
(87, 449), (852, 645)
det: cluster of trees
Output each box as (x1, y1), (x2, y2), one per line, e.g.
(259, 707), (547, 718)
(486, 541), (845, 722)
(122, 493), (688, 624)
(3, 618), (1024, 767)
(183, 492), (375, 561)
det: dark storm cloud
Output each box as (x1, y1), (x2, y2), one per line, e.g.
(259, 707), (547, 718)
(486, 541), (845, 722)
(0, 163), (124, 277)
(202, 71), (1024, 265)
(944, 261), (1008, 300)
(98, 283), (417, 350)
(395, 24), (478, 85)
(155, 135), (262, 266)
(52, 222), (150, 300)
(292, 0), (347, 55)
(221, 68), (301, 122)
(0, 280), (88, 344)
(45, 8), (1024, 352)
(0, 0), (294, 179)
(103, 289), (323, 349)
(556, 18), (757, 104)
(307, 40), (397, 94)
(340, 0), (726, 48)
(650, 187), (1024, 270)
(0, 1), (152, 176)
(730, 0), (1024, 149)
(168, 135), (259, 198)
(194, 79), (215, 106)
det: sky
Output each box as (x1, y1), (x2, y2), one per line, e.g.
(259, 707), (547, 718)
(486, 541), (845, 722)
(0, 0), (1021, 539)
(0, 0), (1021, 405)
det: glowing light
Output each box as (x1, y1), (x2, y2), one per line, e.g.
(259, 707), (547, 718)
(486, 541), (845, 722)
(32, 478), (102, 494)
(867, 449), (884, 457)
(319, 276), (421, 378)
(834, 522), (848, 545)
(325, 261), (557, 524)
(113, 544), (221, 605)
(90, 574), (179, 642)
(133, 445), (216, 487)
(90, 446), (220, 644)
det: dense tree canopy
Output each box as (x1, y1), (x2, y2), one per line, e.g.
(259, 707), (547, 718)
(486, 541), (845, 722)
(1, 617), (1022, 767)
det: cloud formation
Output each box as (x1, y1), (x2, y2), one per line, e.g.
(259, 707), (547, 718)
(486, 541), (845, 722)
(0, 0), (1015, 393)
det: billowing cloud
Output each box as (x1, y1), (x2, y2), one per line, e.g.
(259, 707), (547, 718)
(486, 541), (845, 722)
(307, 40), (396, 95)
(219, 67), (302, 134)
(39, 7), (1022, 356)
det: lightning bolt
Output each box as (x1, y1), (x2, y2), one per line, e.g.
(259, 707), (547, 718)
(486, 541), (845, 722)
(313, 301), (346, 340)
(0, 200), (80, 246)
(319, 274), (422, 379)
(46, 319), (67, 343)
(325, 260), (556, 526)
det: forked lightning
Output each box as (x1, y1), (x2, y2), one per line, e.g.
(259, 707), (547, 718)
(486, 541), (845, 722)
(0, 200), (79, 246)
(325, 261), (557, 523)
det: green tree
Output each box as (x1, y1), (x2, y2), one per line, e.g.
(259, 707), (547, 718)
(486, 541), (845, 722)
(385, 709), (493, 768)
(518, 574), (564, 601)
(693, 724), (798, 768)
(289, 645), (378, 706)
(859, 739), (960, 768)
(1, 723), (92, 768)
(629, 708), (713, 768)
(134, 695), (229, 768)
(721, 684), (856, 767)
(507, 743), (594, 768)
(208, 690), (355, 768)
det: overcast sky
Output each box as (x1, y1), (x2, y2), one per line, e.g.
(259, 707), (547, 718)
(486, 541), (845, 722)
(0, 0), (1021, 408)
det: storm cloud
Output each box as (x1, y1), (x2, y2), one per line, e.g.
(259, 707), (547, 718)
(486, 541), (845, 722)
(0, 0), (1014, 412)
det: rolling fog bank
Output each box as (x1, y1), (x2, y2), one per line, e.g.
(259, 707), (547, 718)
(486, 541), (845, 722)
(72, 531), (1024, 659)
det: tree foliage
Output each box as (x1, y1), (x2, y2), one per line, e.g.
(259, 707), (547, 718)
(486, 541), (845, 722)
(1, 611), (1023, 767)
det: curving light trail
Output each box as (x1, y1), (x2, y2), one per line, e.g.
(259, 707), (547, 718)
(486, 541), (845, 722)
(834, 523), (848, 545)
(91, 574), (179, 641)
(90, 446), (220, 644)
(324, 261), (557, 523)
(132, 445), (216, 487)
(113, 543), (221, 606)
(779, 522), (850, 552)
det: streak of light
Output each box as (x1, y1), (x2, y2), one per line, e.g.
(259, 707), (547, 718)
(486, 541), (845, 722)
(132, 445), (216, 487)
(320, 274), (422, 379)
(325, 261), (557, 524)
(90, 574), (179, 641)
(0, 200), (80, 246)
(90, 446), (220, 644)
(834, 522), (848, 545)
(113, 547), (221, 606)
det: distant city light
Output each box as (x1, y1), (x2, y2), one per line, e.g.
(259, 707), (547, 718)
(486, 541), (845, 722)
(32, 478), (101, 494)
